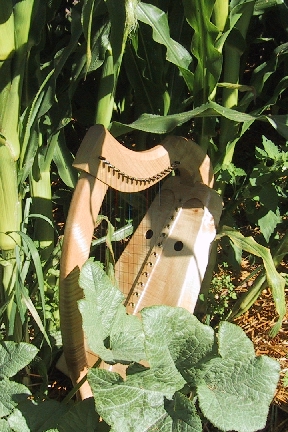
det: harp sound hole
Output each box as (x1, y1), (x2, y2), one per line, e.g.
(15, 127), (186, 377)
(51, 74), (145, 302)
(145, 229), (153, 239)
(174, 241), (183, 251)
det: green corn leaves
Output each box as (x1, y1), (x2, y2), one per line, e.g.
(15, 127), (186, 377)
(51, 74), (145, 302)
(136, 2), (193, 82)
(183, 0), (222, 103)
(0, 145), (20, 251)
(219, 226), (286, 335)
(0, 2), (14, 61)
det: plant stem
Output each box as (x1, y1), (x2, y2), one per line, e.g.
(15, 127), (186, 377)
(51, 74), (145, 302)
(94, 48), (116, 127)
(219, 1), (255, 154)
(30, 171), (54, 263)
(212, 0), (229, 33)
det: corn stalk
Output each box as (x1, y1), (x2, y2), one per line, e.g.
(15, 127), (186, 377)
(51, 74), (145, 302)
(0, 0), (75, 339)
(94, 0), (139, 127)
(0, 0), (36, 340)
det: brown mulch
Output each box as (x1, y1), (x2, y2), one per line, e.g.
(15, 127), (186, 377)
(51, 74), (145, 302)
(234, 287), (288, 414)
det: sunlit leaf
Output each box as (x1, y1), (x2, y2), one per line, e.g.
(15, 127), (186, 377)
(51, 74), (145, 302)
(219, 226), (286, 334)
(0, 342), (38, 379)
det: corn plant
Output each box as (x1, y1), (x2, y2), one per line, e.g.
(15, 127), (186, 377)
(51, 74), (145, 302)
(107, 0), (288, 330)
(0, 0), (135, 345)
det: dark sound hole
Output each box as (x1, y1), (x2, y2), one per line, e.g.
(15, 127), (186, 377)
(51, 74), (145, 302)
(174, 241), (183, 251)
(145, 229), (153, 239)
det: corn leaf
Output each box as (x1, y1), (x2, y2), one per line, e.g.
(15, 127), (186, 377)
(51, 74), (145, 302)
(136, 2), (194, 91)
(52, 130), (78, 189)
(0, 341), (38, 378)
(14, 231), (46, 330)
(81, 0), (102, 74)
(219, 226), (286, 335)
(183, 0), (222, 102)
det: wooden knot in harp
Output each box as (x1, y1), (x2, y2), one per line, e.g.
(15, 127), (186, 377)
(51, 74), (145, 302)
(59, 124), (223, 400)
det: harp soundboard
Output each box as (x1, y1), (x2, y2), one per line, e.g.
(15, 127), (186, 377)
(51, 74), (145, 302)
(59, 125), (222, 399)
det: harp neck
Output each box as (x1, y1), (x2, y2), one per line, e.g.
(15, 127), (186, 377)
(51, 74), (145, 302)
(73, 125), (214, 192)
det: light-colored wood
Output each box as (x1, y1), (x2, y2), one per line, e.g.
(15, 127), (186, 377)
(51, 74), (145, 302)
(59, 174), (108, 399)
(116, 177), (222, 315)
(59, 125), (222, 400)
(73, 125), (214, 190)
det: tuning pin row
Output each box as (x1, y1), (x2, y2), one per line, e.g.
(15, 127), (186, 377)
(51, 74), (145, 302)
(98, 156), (181, 183)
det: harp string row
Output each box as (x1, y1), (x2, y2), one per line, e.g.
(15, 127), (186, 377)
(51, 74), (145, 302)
(125, 200), (182, 311)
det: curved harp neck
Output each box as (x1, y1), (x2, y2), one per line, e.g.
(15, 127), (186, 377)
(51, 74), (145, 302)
(73, 125), (214, 191)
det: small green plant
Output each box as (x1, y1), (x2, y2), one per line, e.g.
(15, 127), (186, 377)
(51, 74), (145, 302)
(206, 262), (237, 322)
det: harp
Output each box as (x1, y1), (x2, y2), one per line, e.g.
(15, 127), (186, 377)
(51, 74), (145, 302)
(59, 125), (222, 400)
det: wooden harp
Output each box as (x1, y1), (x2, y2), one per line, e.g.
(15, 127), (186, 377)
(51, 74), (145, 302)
(59, 125), (222, 400)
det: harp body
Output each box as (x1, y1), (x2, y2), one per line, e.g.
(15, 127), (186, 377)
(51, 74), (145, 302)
(59, 125), (222, 399)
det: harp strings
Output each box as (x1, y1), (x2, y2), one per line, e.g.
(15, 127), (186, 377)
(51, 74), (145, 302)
(90, 140), (177, 307)
(91, 175), (161, 298)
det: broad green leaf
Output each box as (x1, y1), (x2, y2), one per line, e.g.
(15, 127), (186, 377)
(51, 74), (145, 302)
(14, 399), (70, 432)
(7, 409), (30, 432)
(78, 260), (145, 362)
(164, 392), (202, 432)
(219, 226), (286, 334)
(258, 209), (281, 242)
(78, 261), (124, 362)
(0, 419), (11, 432)
(217, 322), (255, 360)
(217, 163), (246, 184)
(141, 306), (214, 386)
(267, 114), (288, 140)
(0, 379), (30, 418)
(197, 354), (280, 432)
(262, 136), (280, 159)
(0, 342), (38, 378)
(56, 398), (104, 432)
(148, 394), (202, 431)
(88, 366), (184, 432)
(258, 184), (278, 210)
(109, 306), (145, 362)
